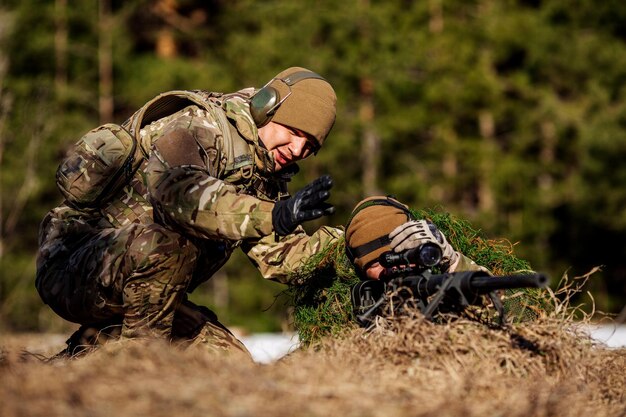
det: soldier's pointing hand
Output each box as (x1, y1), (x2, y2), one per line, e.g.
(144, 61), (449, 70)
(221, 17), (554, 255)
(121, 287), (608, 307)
(272, 175), (335, 236)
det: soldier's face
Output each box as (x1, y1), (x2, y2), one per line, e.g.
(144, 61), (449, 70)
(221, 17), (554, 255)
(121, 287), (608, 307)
(364, 262), (384, 280)
(258, 122), (318, 171)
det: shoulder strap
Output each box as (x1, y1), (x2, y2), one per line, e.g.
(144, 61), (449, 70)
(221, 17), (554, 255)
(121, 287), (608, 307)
(131, 90), (220, 130)
(128, 90), (233, 155)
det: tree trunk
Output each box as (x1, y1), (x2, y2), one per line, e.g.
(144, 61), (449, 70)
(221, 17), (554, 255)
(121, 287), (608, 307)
(539, 121), (555, 197)
(0, 95), (8, 260)
(3, 100), (43, 241)
(435, 126), (458, 203)
(211, 270), (229, 311)
(358, 0), (381, 196)
(360, 76), (381, 196)
(54, 0), (68, 94)
(536, 120), (556, 264)
(478, 110), (495, 214)
(429, 0), (444, 33)
(0, 11), (11, 260)
(154, 0), (179, 58)
(99, 0), (113, 123)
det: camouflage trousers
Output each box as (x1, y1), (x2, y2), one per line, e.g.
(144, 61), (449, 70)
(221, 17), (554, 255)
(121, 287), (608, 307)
(36, 221), (250, 358)
(63, 299), (251, 359)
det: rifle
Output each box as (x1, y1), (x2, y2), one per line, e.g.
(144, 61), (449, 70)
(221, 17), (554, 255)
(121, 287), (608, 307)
(351, 244), (549, 327)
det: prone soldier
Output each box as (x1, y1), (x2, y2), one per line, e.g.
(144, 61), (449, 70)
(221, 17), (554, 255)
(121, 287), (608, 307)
(344, 196), (547, 325)
(344, 196), (489, 280)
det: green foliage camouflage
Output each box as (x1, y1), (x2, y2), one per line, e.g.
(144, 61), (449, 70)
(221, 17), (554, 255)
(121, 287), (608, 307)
(288, 208), (551, 346)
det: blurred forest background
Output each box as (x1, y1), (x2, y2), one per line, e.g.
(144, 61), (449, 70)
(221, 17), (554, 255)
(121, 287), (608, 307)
(1, 0), (625, 334)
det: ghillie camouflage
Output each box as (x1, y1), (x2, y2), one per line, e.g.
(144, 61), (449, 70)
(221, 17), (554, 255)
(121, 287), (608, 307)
(287, 208), (551, 346)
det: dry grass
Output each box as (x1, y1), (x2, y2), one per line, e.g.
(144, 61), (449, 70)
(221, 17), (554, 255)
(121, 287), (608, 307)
(1, 270), (624, 417)
(1, 318), (624, 417)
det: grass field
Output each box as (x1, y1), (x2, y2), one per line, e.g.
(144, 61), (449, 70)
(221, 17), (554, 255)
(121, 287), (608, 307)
(1, 314), (624, 417)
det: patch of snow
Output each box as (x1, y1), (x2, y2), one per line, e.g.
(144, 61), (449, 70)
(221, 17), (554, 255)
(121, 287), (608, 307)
(240, 333), (300, 364)
(584, 323), (626, 349)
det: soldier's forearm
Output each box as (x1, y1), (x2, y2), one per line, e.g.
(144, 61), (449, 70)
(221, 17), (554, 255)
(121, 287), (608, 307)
(450, 253), (491, 274)
(244, 225), (343, 284)
(148, 166), (275, 240)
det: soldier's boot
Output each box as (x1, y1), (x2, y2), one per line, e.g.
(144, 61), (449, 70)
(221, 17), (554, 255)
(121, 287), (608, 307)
(172, 299), (252, 360)
(52, 300), (250, 359)
(119, 224), (199, 339)
(54, 322), (122, 358)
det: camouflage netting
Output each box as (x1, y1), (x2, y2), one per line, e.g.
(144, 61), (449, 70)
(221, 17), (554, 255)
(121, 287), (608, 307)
(288, 208), (553, 346)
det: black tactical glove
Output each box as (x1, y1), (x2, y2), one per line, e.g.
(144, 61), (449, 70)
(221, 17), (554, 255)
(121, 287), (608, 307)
(272, 175), (335, 236)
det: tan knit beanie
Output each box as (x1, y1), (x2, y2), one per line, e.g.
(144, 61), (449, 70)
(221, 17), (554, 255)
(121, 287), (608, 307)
(345, 196), (414, 272)
(267, 67), (337, 147)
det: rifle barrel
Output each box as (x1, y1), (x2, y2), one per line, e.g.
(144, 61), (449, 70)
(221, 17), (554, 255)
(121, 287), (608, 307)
(399, 271), (549, 297)
(469, 273), (548, 292)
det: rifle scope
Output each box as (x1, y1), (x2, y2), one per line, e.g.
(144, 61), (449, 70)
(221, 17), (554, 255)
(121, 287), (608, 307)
(380, 243), (443, 269)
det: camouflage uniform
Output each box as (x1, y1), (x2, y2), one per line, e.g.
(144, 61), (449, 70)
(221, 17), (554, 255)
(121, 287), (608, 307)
(36, 89), (342, 355)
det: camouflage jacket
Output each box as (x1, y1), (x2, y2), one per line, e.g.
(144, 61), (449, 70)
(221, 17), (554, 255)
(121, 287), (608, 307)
(40, 88), (342, 289)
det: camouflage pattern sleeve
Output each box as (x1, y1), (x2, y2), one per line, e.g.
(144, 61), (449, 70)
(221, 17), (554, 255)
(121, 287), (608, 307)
(148, 165), (276, 241)
(144, 106), (275, 241)
(453, 253), (491, 273)
(242, 225), (343, 284)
